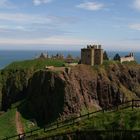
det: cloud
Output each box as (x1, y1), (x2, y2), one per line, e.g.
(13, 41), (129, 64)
(76, 1), (104, 11)
(133, 0), (140, 10)
(0, 0), (15, 8)
(0, 12), (80, 40)
(0, 25), (29, 32)
(0, 12), (78, 37)
(0, 13), (52, 24)
(33, 0), (52, 6)
(0, 36), (93, 45)
(0, 13), (77, 25)
(129, 23), (140, 30)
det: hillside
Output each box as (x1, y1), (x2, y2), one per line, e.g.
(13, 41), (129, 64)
(4, 58), (65, 70)
(0, 59), (140, 138)
(36, 108), (140, 140)
(1, 106), (140, 139)
(24, 63), (140, 125)
(0, 58), (65, 111)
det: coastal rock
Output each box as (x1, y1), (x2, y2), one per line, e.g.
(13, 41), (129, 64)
(27, 70), (66, 123)
(1, 69), (33, 110)
(1, 63), (140, 124)
(25, 64), (140, 124)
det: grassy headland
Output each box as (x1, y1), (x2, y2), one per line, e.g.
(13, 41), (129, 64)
(4, 58), (65, 70)
(0, 59), (139, 139)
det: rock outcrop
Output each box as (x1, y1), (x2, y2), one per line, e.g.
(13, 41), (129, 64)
(1, 63), (140, 124)
(1, 69), (34, 110)
(26, 64), (140, 124)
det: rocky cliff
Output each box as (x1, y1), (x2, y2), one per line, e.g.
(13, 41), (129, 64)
(1, 69), (34, 110)
(26, 64), (140, 124)
(1, 63), (140, 124)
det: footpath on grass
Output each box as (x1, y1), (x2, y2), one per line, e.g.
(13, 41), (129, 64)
(3, 99), (140, 140)
(15, 111), (24, 138)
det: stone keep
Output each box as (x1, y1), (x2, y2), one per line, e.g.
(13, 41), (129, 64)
(81, 45), (103, 66)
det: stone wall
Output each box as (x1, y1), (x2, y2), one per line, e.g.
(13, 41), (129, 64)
(94, 49), (103, 65)
(81, 48), (94, 66)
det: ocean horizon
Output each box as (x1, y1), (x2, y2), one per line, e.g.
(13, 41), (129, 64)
(0, 50), (139, 69)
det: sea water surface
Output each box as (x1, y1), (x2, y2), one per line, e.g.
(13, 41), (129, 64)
(0, 50), (139, 69)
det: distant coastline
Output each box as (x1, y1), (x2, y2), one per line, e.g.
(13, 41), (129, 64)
(0, 50), (140, 69)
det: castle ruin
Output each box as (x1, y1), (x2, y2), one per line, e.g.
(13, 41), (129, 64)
(81, 44), (103, 66)
(120, 53), (135, 63)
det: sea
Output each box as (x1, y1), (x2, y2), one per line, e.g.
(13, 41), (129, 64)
(0, 50), (140, 69)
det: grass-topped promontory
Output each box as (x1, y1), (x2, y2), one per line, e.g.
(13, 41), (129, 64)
(4, 59), (65, 70)
(3, 58), (138, 71)
(92, 60), (138, 71)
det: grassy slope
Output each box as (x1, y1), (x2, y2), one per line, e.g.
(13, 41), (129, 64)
(36, 108), (140, 139)
(11, 101), (38, 132)
(81, 108), (140, 130)
(4, 59), (65, 70)
(1, 108), (140, 139)
(0, 109), (17, 139)
(0, 58), (65, 138)
(0, 60), (139, 139)
(20, 114), (39, 132)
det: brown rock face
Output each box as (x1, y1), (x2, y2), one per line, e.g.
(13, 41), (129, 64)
(27, 71), (66, 124)
(26, 64), (140, 124)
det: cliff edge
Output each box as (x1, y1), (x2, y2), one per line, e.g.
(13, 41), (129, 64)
(24, 63), (140, 124)
(0, 61), (140, 124)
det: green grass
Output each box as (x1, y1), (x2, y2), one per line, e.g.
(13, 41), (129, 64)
(33, 108), (140, 139)
(122, 61), (137, 65)
(20, 115), (39, 132)
(0, 108), (17, 139)
(92, 60), (120, 71)
(16, 100), (39, 132)
(4, 59), (65, 70)
(102, 60), (138, 67)
(103, 60), (120, 66)
(1, 107), (140, 139)
(11, 101), (38, 132)
(94, 60), (139, 72)
(80, 106), (98, 115)
(81, 108), (140, 130)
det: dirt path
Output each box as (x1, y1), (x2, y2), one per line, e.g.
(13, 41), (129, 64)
(15, 111), (24, 137)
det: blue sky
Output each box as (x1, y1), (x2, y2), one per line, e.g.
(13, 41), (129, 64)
(0, 0), (140, 51)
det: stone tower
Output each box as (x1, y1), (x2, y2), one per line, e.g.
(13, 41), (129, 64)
(81, 44), (103, 66)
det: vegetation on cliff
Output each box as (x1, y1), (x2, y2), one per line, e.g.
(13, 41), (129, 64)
(19, 62), (140, 126)
(0, 59), (140, 138)
(0, 59), (65, 111)
(36, 108), (140, 139)
(4, 59), (65, 70)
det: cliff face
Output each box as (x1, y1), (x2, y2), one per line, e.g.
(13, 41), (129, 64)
(1, 63), (140, 123)
(26, 64), (140, 124)
(27, 71), (66, 123)
(1, 69), (34, 111)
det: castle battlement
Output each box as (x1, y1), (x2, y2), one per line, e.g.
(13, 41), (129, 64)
(86, 44), (102, 49)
